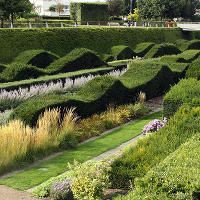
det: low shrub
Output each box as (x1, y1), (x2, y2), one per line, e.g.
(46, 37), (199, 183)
(163, 78), (200, 118)
(133, 42), (155, 57)
(118, 133), (200, 199)
(69, 160), (111, 200)
(14, 49), (59, 68)
(10, 59), (175, 126)
(111, 45), (135, 60)
(185, 57), (200, 79)
(0, 63), (46, 82)
(144, 43), (181, 58)
(0, 64), (6, 73)
(109, 105), (200, 189)
(46, 48), (107, 74)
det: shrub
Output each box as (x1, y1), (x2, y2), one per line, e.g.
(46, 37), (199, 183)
(120, 134), (200, 200)
(50, 179), (74, 200)
(144, 43), (181, 58)
(142, 118), (167, 134)
(109, 106), (200, 189)
(163, 78), (200, 118)
(14, 49), (59, 68)
(46, 48), (107, 74)
(111, 45), (135, 60)
(185, 57), (200, 79)
(70, 2), (109, 25)
(0, 63), (46, 82)
(133, 42), (155, 57)
(10, 59), (176, 126)
(70, 160), (111, 200)
(0, 27), (184, 64)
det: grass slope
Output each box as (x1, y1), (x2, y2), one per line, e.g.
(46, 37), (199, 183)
(0, 111), (162, 191)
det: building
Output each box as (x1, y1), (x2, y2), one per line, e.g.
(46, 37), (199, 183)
(30, 0), (106, 17)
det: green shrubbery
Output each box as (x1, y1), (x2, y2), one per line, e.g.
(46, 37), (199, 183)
(10, 59), (175, 126)
(144, 43), (181, 58)
(111, 45), (135, 60)
(109, 105), (200, 189)
(0, 28), (184, 64)
(163, 78), (200, 118)
(133, 42), (155, 57)
(186, 57), (200, 79)
(46, 48), (107, 74)
(70, 2), (109, 25)
(175, 39), (200, 51)
(0, 63), (46, 82)
(14, 49), (59, 68)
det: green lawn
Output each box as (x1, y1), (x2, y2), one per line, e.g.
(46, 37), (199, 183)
(0, 111), (162, 191)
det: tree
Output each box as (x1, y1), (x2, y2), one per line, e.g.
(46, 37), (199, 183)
(107, 0), (123, 16)
(182, 0), (200, 18)
(122, 0), (137, 15)
(49, 5), (56, 12)
(127, 8), (139, 21)
(137, 0), (185, 20)
(55, 3), (64, 16)
(1, 0), (32, 26)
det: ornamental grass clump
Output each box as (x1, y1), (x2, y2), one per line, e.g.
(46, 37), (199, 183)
(142, 118), (167, 134)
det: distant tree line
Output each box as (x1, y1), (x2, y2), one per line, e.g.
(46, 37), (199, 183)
(0, 0), (32, 28)
(107, 0), (200, 20)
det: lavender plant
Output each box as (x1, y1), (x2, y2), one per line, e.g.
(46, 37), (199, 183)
(50, 178), (74, 200)
(142, 118), (167, 134)
(0, 68), (127, 110)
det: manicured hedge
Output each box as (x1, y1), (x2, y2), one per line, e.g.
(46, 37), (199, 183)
(144, 43), (181, 58)
(133, 42), (155, 57)
(163, 78), (200, 118)
(111, 45), (135, 60)
(175, 39), (200, 51)
(109, 105), (200, 189)
(0, 64), (6, 73)
(10, 59), (176, 126)
(102, 54), (114, 62)
(185, 57), (200, 79)
(159, 49), (200, 63)
(0, 63), (46, 82)
(0, 66), (118, 91)
(46, 48), (107, 74)
(0, 28), (184, 64)
(70, 2), (109, 25)
(14, 49), (59, 68)
(117, 130), (200, 199)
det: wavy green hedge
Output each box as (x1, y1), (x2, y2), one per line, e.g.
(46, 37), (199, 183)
(144, 43), (181, 58)
(109, 105), (200, 189)
(111, 45), (135, 60)
(163, 78), (200, 118)
(116, 127), (200, 199)
(175, 39), (200, 51)
(0, 27), (184, 64)
(14, 49), (59, 68)
(186, 57), (200, 80)
(133, 42), (155, 57)
(10, 59), (180, 126)
(46, 48), (107, 74)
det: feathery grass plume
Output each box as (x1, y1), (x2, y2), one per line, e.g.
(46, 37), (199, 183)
(0, 120), (34, 172)
(138, 92), (146, 104)
(35, 108), (61, 151)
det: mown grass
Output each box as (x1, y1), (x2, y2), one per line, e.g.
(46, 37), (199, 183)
(0, 111), (162, 191)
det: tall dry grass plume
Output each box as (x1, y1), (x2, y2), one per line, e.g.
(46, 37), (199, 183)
(138, 92), (146, 105)
(0, 107), (78, 174)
